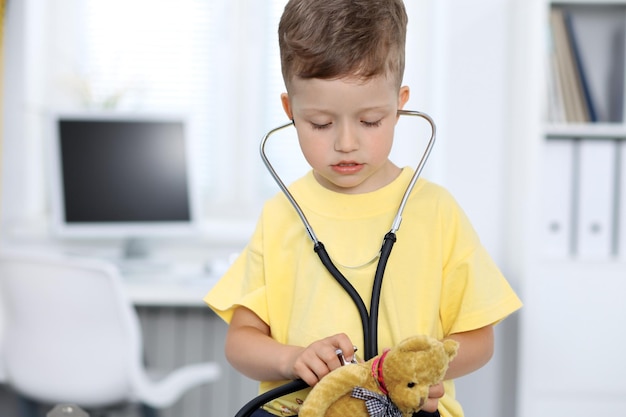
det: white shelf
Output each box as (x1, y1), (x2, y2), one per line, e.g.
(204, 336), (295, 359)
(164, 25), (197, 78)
(545, 122), (626, 138)
(552, 0), (626, 5)
(517, 1), (626, 416)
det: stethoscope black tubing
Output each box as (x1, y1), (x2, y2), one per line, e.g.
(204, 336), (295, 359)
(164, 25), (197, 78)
(234, 379), (309, 417)
(368, 231), (397, 358)
(234, 235), (396, 417)
(314, 241), (372, 357)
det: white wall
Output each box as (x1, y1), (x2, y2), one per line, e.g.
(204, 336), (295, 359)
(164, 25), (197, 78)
(1, 0), (50, 241)
(0, 0), (24, 393)
(429, 1), (521, 416)
(1, 0), (27, 226)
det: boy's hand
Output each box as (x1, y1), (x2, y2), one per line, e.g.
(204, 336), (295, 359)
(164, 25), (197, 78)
(289, 333), (356, 386)
(421, 382), (445, 413)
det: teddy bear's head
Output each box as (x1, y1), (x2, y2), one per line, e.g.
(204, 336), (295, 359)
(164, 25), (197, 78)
(377, 336), (459, 413)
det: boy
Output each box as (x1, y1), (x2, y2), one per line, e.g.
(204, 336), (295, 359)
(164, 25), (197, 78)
(205, 0), (522, 416)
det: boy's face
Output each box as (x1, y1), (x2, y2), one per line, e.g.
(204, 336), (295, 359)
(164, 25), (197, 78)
(281, 75), (410, 194)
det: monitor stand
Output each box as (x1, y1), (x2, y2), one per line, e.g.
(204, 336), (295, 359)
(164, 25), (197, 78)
(122, 237), (151, 259)
(117, 238), (173, 276)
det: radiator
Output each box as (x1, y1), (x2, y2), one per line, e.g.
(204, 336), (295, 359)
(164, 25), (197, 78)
(134, 306), (258, 417)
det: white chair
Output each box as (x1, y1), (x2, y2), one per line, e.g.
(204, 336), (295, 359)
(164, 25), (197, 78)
(0, 249), (221, 416)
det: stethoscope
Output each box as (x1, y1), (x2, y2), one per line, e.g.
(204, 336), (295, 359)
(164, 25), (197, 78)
(235, 109), (436, 417)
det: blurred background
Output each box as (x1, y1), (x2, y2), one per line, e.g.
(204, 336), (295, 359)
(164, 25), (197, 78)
(1, 0), (625, 416)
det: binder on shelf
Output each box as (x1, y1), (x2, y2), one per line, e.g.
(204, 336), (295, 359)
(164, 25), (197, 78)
(610, 14), (625, 123)
(547, 6), (626, 123)
(549, 7), (589, 123)
(575, 140), (617, 260)
(547, 14), (566, 124)
(563, 10), (597, 122)
(540, 139), (575, 259)
(615, 141), (626, 261)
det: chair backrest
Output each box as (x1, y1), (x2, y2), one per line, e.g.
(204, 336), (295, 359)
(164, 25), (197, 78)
(0, 249), (143, 408)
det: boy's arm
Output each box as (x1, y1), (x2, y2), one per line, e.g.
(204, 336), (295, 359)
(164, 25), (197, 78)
(443, 325), (494, 379)
(225, 306), (356, 386)
(414, 326), (494, 413)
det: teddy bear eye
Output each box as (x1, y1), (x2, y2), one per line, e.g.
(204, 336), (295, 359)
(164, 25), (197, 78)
(407, 382), (416, 388)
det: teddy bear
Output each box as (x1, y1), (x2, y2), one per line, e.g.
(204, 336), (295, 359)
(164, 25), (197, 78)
(299, 335), (459, 417)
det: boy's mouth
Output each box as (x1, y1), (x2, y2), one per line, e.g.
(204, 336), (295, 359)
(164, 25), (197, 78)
(332, 161), (363, 174)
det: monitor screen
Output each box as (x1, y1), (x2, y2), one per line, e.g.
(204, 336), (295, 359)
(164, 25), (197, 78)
(49, 113), (198, 241)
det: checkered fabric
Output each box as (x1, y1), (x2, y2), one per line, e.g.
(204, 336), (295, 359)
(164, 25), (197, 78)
(351, 386), (402, 417)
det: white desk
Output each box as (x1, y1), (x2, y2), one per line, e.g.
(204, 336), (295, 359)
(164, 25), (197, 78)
(0, 240), (228, 307)
(124, 273), (221, 307)
(0, 231), (243, 308)
(110, 254), (231, 307)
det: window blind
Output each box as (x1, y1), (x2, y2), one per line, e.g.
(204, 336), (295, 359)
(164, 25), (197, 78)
(64, 0), (294, 221)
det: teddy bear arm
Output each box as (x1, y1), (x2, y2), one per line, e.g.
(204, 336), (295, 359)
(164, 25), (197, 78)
(298, 365), (370, 417)
(443, 339), (459, 360)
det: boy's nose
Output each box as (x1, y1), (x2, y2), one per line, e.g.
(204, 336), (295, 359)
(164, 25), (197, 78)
(334, 124), (359, 152)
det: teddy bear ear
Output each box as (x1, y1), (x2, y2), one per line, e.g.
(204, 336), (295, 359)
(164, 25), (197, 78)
(442, 339), (459, 360)
(396, 335), (432, 353)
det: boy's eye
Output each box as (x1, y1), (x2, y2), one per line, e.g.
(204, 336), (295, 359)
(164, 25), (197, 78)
(311, 122), (331, 130)
(362, 120), (382, 128)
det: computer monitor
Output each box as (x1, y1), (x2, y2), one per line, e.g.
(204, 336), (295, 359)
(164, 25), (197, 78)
(49, 113), (199, 257)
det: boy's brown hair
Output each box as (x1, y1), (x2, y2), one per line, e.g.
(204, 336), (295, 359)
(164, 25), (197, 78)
(278, 0), (408, 89)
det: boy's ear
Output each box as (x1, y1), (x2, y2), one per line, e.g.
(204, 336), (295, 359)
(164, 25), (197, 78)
(398, 86), (410, 109)
(280, 93), (294, 120)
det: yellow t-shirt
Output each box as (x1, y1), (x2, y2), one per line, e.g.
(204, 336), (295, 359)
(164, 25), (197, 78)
(205, 168), (522, 417)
